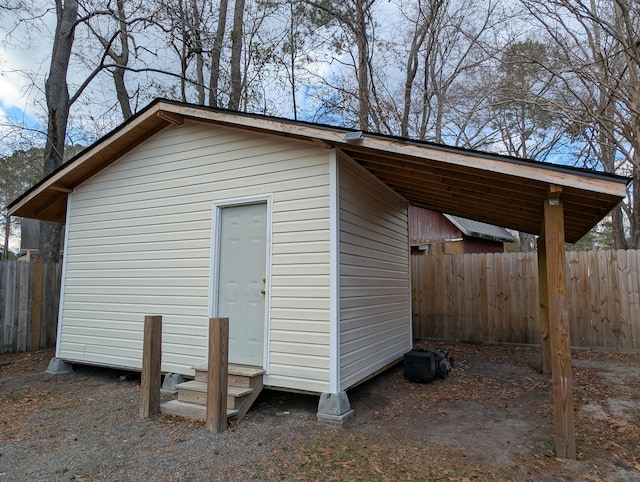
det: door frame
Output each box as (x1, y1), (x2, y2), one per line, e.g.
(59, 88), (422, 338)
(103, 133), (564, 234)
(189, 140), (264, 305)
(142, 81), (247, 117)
(209, 194), (273, 371)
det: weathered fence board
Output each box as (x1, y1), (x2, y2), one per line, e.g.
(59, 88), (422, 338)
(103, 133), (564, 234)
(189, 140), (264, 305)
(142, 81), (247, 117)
(412, 250), (640, 351)
(0, 260), (62, 355)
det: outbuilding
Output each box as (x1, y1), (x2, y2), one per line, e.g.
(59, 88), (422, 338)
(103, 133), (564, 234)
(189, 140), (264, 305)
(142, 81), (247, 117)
(409, 206), (516, 255)
(9, 99), (629, 453)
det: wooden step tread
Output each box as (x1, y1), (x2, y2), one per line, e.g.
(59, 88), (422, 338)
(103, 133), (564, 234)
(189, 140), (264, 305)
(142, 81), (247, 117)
(228, 364), (265, 377)
(177, 380), (253, 397)
(193, 364), (265, 378)
(160, 400), (238, 420)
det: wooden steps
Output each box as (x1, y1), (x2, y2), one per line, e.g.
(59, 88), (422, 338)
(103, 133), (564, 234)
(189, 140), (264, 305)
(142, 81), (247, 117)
(160, 364), (264, 422)
(161, 400), (239, 420)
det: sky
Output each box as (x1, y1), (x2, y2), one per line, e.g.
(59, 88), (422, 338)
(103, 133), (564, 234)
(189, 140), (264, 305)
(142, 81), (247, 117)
(0, 7), (53, 154)
(1, 7), (55, 252)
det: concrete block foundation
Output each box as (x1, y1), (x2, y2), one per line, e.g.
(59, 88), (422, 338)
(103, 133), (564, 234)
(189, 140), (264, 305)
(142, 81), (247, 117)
(45, 358), (73, 375)
(161, 373), (185, 394)
(317, 391), (354, 425)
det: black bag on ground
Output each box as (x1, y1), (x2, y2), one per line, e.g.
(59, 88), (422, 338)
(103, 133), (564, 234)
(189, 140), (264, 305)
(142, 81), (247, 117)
(403, 347), (454, 383)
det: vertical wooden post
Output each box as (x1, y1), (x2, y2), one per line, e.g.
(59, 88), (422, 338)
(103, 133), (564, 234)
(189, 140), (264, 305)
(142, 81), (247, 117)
(543, 194), (576, 459)
(16, 262), (30, 352)
(206, 317), (229, 433)
(140, 315), (162, 419)
(31, 260), (44, 351)
(537, 237), (551, 375)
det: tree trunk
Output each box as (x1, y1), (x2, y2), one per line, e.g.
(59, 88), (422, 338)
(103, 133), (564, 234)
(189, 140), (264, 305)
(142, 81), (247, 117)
(354, 1), (369, 131)
(178, 0), (188, 102)
(209, 0), (228, 108)
(631, 167), (639, 248)
(113, 0), (132, 119)
(228, 0), (245, 111)
(89, 0), (132, 119)
(611, 205), (628, 249)
(191, 0), (205, 105)
(401, 22), (427, 138)
(113, 66), (132, 119)
(519, 232), (535, 252)
(40, 0), (78, 263)
(289, 0), (297, 120)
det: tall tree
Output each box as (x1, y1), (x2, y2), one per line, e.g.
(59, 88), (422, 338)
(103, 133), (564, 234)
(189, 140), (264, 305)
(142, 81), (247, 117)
(209, 0), (229, 107)
(88, 0), (135, 118)
(228, 0), (246, 110)
(39, 0), (79, 263)
(523, 0), (640, 248)
(304, 0), (376, 130)
(490, 39), (565, 161)
(190, 0), (207, 104)
(398, 0), (503, 143)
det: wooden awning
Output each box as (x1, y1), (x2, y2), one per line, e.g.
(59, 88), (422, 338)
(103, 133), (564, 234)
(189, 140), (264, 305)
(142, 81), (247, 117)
(9, 99), (629, 244)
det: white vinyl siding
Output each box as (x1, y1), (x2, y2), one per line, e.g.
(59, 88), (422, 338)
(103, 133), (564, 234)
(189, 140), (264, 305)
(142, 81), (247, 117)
(338, 153), (411, 390)
(59, 121), (331, 393)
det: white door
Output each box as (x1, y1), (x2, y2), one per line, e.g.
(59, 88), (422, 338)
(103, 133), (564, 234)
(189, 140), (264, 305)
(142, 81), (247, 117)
(217, 203), (267, 366)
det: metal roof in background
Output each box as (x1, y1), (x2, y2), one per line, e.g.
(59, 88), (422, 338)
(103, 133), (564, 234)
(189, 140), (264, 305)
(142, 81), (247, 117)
(444, 215), (516, 243)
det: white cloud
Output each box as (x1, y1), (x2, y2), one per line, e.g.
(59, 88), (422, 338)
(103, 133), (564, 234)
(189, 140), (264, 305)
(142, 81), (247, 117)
(0, 5), (54, 119)
(0, 70), (25, 111)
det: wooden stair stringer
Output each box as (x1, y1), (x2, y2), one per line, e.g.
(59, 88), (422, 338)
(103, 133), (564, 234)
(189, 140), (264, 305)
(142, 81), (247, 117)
(227, 364), (265, 417)
(234, 373), (263, 418)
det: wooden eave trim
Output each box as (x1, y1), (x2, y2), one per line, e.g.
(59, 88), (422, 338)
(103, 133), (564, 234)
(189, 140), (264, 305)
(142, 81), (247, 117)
(157, 110), (184, 125)
(349, 145), (627, 198)
(163, 103), (627, 197)
(311, 138), (333, 148)
(50, 185), (73, 193)
(357, 154), (624, 223)
(346, 142), (628, 197)
(9, 107), (171, 217)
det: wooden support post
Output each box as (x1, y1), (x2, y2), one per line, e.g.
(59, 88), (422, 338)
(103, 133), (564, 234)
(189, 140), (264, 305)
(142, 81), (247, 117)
(140, 315), (162, 419)
(537, 237), (551, 375)
(543, 196), (576, 459)
(206, 317), (229, 433)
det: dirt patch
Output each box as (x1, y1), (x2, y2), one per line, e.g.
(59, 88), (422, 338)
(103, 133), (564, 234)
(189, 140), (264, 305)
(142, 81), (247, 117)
(1, 344), (639, 481)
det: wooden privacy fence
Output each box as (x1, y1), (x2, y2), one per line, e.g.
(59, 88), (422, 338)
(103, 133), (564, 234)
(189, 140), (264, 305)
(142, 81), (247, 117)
(0, 260), (62, 355)
(412, 250), (640, 351)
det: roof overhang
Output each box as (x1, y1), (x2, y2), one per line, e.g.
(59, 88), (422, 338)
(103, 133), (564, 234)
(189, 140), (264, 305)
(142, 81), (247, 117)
(9, 99), (630, 244)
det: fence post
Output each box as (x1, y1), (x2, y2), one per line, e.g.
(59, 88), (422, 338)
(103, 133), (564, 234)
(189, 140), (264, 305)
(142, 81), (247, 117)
(206, 317), (229, 433)
(140, 315), (162, 418)
(30, 260), (43, 350)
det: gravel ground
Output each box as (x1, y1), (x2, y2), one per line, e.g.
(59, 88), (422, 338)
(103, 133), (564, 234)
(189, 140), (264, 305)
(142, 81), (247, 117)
(1, 344), (639, 481)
